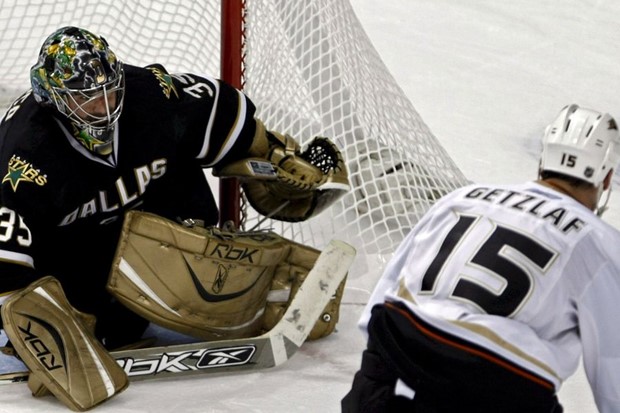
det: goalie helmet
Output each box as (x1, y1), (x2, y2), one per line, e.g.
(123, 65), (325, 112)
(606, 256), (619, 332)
(540, 104), (620, 187)
(30, 26), (124, 155)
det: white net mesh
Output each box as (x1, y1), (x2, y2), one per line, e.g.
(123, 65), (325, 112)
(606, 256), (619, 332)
(0, 0), (469, 285)
(0, 1), (221, 106)
(241, 0), (469, 259)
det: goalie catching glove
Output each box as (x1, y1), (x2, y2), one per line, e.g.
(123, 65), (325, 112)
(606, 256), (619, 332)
(107, 211), (347, 341)
(214, 120), (350, 222)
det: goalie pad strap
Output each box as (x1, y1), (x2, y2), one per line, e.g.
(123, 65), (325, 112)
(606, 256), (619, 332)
(1, 276), (128, 411)
(247, 119), (270, 157)
(248, 119), (300, 158)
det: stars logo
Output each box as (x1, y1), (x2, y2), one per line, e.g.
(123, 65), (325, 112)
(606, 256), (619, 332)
(2, 155), (48, 192)
(3, 162), (33, 191)
(147, 66), (179, 99)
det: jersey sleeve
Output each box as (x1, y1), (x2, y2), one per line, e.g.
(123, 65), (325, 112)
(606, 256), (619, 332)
(187, 75), (258, 167)
(0, 205), (39, 295)
(578, 259), (620, 412)
(142, 65), (258, 167)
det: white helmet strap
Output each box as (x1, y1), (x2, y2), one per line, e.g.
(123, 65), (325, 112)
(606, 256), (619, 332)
(596, 185), (612, 216)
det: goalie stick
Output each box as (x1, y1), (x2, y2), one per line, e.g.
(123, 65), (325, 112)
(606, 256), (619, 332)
(0, 239), (355, 384)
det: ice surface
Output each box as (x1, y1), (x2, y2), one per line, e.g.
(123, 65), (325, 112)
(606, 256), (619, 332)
(1, 0), (618, 411)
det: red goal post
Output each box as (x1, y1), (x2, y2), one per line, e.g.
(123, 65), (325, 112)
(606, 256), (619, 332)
(220, 0), (244, 229)
(0, 0), (469, 282)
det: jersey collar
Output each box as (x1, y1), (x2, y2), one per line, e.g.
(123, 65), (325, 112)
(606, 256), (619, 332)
(55, 118), (119, 167)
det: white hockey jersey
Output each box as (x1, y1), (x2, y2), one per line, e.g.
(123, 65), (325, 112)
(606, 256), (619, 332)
(360, 181), (620, 412)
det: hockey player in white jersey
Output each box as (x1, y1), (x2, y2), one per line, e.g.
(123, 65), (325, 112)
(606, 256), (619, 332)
(342, 104), (620, 413)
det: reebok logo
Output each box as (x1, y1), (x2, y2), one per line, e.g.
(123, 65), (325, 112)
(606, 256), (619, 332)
(212, 264), (228, 294)
(117, 345), (257, 376)
(17, 315), (65, 372)
(196, 345), (256, 368)
(208, 243), (259, 263)
(183, 257), (266, 302)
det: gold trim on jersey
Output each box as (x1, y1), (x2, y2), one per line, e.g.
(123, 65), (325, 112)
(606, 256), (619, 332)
(397, 277), (417, 303)
(208, 89), (248, 166)
(395, 278), (560, 382)
(450, 320), (560, 381)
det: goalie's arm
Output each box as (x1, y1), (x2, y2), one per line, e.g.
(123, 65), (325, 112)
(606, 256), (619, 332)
(161, 70), (350, 222)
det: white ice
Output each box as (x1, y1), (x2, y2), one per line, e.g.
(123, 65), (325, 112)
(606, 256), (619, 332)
(1, 0), (618, 411)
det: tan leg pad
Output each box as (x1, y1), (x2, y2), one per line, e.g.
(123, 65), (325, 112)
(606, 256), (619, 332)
(1, 276), (128, 411)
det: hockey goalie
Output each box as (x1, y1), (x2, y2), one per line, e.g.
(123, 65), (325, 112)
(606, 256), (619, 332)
(0, 27), (350, 410)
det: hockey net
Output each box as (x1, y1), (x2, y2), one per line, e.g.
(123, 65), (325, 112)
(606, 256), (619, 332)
(0, 0), (469, 289)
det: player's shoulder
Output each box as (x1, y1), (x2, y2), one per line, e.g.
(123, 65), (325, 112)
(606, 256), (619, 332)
(517, 181), (620, 245)
(579, 208), (620, 246)
(123, 63), (173, 97)
(0, 92), (55, 157)
(124, 63), (217, 101)
(436, 182), (487, 203)
(0, 96), (56, 212)
(449, 181), (534, 197)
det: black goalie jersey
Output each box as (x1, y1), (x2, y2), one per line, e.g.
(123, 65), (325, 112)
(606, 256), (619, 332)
(0, 64), (258, 337)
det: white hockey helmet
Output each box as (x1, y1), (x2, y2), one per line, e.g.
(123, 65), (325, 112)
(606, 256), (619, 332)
(540, 104), (620, 187)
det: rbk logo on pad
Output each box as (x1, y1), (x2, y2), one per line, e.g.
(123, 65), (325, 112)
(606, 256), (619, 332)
(196, 345), (256, 368)
(17, 315), (65, 372)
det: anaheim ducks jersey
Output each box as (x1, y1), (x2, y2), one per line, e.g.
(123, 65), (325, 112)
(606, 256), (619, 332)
(360, 182), (620, 412)
(0, 64), (257, 314)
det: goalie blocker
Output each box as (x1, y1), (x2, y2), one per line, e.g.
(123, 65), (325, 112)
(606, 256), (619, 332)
(106, 211), (347, 341)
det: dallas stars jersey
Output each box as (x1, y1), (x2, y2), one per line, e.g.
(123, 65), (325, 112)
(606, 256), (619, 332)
(360, 182), (620, 411)
(0, 64), (257, 318)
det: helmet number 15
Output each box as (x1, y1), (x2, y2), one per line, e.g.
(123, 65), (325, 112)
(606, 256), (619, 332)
(420, 215), (556, 317)
(560, 153), (577, 167)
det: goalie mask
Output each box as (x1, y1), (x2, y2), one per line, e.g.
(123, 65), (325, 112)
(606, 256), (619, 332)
(31, 26), (124, 156)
